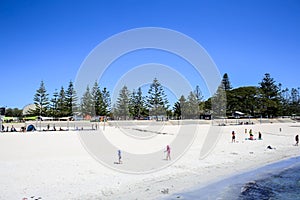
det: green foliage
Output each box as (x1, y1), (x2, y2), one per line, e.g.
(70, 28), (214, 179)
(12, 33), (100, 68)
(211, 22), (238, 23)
(30, 81), (49, 116)
(114, 86), (130, 119)
(147, 78), (169, 119)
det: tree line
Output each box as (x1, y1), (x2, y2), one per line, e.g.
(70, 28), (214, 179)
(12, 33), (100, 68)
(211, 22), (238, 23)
(4, 73), (300, 119)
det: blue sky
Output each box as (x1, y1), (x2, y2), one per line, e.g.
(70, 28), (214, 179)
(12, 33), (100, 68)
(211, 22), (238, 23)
(0, 0), (300, 109)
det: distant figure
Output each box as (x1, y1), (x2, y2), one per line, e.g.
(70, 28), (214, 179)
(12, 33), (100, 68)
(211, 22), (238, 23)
(10, 125), (17, 132)
(1, 125), (4, 132)
(165, 145), (171, 160)
(295, 135), (299, 146)
(53, 125), (56, 131)
(258, 132), (262, 140)
(249, 132), (254, 140)
(245, 129), (247, 134)
(232, 131), (236, 143)
(279, 128), (282, 132)
(47, 124), (50, 130)
(118, 150), (122, 164)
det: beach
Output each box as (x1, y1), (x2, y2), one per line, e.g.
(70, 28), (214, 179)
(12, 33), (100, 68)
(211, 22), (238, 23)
(0, 120), (299, 199)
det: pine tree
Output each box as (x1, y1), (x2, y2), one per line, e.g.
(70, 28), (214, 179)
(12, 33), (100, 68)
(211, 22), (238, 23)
(129, 87), (147, 119)
(65, 81), (78, 116)
(173, 95), (186, 119)
(31, 81), (49, 116)
(222, 73), (232, 91)
(80, 86), (94, 117)
(91, 81), (103, 116)
(259, 73), (280, 117)
(49, 89), (59, 118)
(114, 86), (130, 120)
(101, 87), (111, 116)
(147, 78), (169, 120)
(186, 91), (200, 119)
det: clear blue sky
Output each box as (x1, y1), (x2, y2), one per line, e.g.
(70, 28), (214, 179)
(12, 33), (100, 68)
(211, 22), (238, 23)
(1, 0), (299, 109)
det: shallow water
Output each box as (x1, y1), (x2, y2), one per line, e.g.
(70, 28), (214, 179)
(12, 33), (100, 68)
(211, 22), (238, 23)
(168, 156), (300, 200)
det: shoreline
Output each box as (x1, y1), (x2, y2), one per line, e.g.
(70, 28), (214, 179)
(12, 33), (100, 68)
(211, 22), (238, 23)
(168, 155), (300, 199)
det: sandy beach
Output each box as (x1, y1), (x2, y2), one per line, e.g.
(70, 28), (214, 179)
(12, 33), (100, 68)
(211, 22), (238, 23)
(0, 120), (299, 199)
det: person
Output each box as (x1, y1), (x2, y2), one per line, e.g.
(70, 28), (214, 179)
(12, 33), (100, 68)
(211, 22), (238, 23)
(249, 129), (253, 140)
(258, 131), (262, 140)
(295, 135), (299, 146)
(47, 124), (50, 131)
(118, 149), (122, 164)
(232, 131), (236, 143)
(165, 145), (171, 160)
(10, 125), (17, 132)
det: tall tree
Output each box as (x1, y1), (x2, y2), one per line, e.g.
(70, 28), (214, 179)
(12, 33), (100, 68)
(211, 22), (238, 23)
(114, 86), (130, 120)
(129, 87), (147, 119)
(173, 95), (186, 119)
(80, 86), (94, 117)
(31, 81), (49, 116)
(101, 87), (111, 116)
(259, 73), (280, 117)
(222, 73), (232, 91)
(65, 81), (78, 116)
(91, 81), (104, 116)
(147, 78), (169, 119)
(57, 86), (68, 117)
(49, 89), (59, 118)
(186, 91), (200, 119)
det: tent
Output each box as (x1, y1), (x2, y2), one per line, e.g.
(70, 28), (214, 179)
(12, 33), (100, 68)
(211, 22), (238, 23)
(27, 124), (36, 132)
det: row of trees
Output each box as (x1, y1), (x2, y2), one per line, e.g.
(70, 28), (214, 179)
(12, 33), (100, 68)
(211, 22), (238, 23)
(222, 73), (300, 117)
(29, 80), (111, 118)
(21, 73), (300, 119)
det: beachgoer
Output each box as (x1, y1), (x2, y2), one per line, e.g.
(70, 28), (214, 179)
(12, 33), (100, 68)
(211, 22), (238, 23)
(118, 150), (122, 164)
(47, 124), (50, 130)
(232, 131), (236, 143)
(258, 132), (262, 140)
(295, 135), (299, 146)
(165, 145), (171, 160)
(279, 128), (282, 132)
(10, 125), (17, 132)
(249, 132), (253, 140)
(245, 129), (247, 134)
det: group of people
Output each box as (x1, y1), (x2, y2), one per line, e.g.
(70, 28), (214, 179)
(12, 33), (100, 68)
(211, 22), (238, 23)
(1, 125), (17, 132)
(231, 129), (262, 143)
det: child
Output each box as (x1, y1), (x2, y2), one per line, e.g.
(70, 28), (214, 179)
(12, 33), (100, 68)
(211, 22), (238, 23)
(118, 149), (122, 164)
(232, 131), (236, 143)
(165, 145), (171, 160)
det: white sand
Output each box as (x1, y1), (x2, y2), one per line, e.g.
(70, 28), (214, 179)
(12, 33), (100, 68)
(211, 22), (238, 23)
(0, 121), (299, 199)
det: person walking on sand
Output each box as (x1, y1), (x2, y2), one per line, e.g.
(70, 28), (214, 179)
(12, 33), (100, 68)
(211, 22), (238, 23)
(118, 149), (122, 164)
(165, 145), (171, 160)
(232, 131), (236, 143)
(295, 135), (299, 146)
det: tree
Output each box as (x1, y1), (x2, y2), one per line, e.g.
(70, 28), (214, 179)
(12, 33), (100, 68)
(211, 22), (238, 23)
(226, 86), (259, 116)
(49, 89), (59, 118)
(91, 81), (104, 116)
(186, 91), (200, 119)
(173, 95), (186, 119)
(57, 86), (68, 117)
(101, 87), (111, 116)
(80, 86), (94, 117)
(129, 87), (147, 119)
(65, 81), (78, 116)
(259, 73), (280, 117)
(211, 84), (227, 118)
(31, 81), (49, 116)
(147, 78), (169, 120)
(114, 85), (130, 120)
(222, 73), (232, 91)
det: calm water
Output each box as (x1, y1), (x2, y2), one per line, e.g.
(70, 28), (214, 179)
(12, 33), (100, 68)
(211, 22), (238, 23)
(168, 156), (300, 200)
